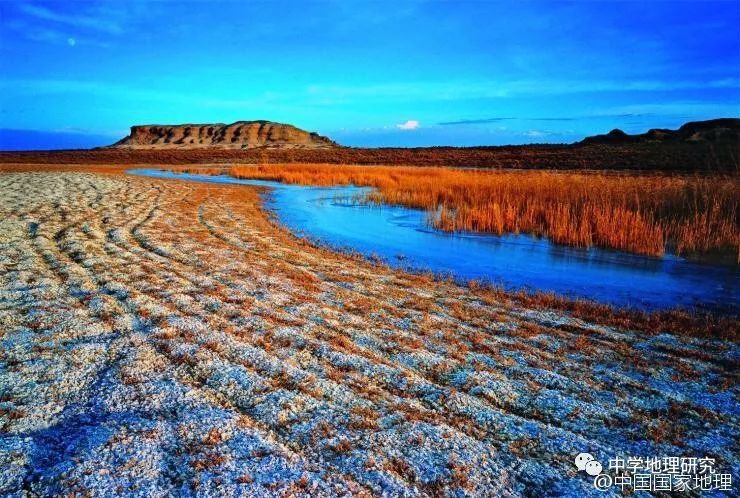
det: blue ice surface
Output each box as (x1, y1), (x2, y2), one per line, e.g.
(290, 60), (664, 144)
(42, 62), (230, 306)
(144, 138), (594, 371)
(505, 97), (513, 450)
(128, 169), (739, 314)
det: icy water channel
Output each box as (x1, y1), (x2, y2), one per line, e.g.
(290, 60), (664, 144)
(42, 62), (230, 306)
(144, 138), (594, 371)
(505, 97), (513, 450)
(129, 169), (739, 313)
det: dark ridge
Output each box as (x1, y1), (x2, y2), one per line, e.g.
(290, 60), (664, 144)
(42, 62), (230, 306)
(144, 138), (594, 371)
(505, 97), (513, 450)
(579, 118), (740, 145)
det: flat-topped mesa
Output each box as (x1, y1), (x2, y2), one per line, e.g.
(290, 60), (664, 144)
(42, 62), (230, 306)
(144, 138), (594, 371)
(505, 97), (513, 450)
(109, 120), (337, 149)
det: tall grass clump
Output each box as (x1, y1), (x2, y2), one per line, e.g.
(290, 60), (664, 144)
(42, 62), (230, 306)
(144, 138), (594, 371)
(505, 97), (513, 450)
(227, 164), (738, 259)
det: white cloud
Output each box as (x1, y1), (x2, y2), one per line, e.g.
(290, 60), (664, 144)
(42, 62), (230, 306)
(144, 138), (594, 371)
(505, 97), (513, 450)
(524, 130), (548, 137)
(396, 120), (419, 130)
(18, 3), (124, 35)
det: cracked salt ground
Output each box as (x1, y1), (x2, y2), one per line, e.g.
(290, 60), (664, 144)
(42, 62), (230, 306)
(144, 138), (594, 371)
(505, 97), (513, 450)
(0, 172), (737, 497)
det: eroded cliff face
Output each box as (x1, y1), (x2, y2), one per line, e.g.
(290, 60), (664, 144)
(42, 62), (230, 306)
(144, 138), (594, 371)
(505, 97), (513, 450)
(110, 121), (337, 149)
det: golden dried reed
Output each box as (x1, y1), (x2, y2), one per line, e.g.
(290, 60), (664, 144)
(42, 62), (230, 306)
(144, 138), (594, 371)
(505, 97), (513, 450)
(224, 164), (738, 258)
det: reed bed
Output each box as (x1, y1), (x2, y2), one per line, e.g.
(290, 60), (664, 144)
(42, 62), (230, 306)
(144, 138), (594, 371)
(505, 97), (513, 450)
(225, 164), (739, 258)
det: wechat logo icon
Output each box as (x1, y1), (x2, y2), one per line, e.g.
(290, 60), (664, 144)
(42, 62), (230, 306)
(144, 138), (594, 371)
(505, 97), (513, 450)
(575, 453), (603, 476)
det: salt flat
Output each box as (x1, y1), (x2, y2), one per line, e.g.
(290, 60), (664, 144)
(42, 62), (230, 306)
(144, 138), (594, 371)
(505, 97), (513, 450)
(0, 172), (737, 497)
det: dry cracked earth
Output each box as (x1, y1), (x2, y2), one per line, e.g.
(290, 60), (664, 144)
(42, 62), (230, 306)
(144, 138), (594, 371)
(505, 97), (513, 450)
(0, 171), (737, 497)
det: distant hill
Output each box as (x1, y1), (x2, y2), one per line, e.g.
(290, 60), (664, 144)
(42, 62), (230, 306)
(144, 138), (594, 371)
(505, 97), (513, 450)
(109, 120), (337, 149)
(579, 118), (740, 145)
(3, 118), (738, 171)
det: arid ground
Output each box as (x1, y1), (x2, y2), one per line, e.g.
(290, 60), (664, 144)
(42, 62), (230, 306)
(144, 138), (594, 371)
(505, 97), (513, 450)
(0, 167), (738, 496)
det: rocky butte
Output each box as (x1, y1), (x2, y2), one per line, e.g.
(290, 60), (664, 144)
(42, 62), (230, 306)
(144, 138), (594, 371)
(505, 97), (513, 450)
(109, 120), (337, 149)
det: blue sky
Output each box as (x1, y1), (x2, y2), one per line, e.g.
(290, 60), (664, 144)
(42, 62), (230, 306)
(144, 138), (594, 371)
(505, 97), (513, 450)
(1, 1), (739, 149)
